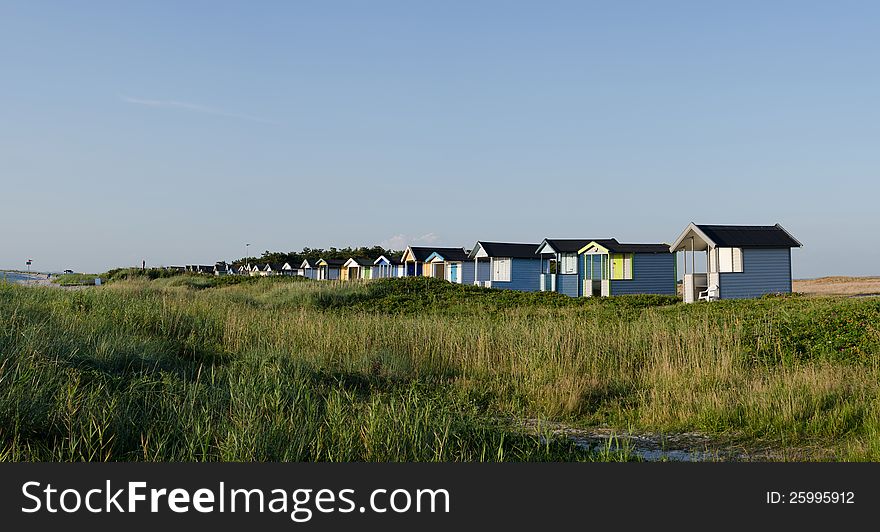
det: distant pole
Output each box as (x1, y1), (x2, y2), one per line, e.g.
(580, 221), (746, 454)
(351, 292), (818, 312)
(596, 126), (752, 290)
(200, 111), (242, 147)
(142, 260), (146, 271)
(246, 243), (250, 271)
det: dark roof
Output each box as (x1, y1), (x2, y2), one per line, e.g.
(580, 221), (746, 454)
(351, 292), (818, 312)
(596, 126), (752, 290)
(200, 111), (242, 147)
(539, 239), (598, 253)
(430, 249), (470, 261)
(320, 258), (346, 266)
(376, 255), (403, 265)
(266, 263), (284, 270)
(696, 224), (802, 248)
(595, 241), (670, 254)
(348, 257), (374, 267)
(474, 242), (540, 259)
(407, 246), (466, 262)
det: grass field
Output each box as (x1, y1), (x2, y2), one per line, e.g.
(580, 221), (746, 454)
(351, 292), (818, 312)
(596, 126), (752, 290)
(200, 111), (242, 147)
(1, 274), (879, 461)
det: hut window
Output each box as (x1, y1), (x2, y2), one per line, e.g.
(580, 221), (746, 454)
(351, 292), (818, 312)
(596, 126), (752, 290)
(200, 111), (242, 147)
(492, 258), (511, 282)
(717, 248), (743, 273)
(560, 253), (578, 274)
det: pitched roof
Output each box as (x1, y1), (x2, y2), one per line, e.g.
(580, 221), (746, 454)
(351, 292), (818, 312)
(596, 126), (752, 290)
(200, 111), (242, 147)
(405, 246), (467, 262)
(344, 257), (374, 267)
(695, 224), (802, 248)
(538, 238), (597, 253)
(318, 258), (346, 266)
(470, 242), (540, 259)
(582, 240), (670, 254)
(426, 249), (470, 262)
(374, 255), (403, 265)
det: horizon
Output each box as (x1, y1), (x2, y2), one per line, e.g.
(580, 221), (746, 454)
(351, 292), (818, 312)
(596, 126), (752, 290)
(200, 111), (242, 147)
(3, 2), (879, 277)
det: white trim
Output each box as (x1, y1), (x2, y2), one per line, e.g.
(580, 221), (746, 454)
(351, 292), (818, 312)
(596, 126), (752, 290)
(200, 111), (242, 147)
(669, 222), (716, 253)
(536, 242), (557, 255)
(342, 257), (362, 268)
(775, 223), (804, 247)
(471, 244), (489, 258)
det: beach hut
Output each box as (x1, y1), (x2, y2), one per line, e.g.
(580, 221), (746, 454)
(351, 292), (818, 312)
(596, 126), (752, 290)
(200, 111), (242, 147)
(372, 255), (403, 278)
(669, 223), (802, 303)
(316, 258), (345, 280)
(425, 249), (473, 284)
(282, 262), (301, 276)
(262, 263), (284, 276)
(535, 238), (596, 296)
(213, 262), (229, 276)
(342, 257), (374, 280)
(469, 242), (541, 291)
(400, 246), (468, 277)
(300, 259), (319, 279)
(578, 240), (676, 297)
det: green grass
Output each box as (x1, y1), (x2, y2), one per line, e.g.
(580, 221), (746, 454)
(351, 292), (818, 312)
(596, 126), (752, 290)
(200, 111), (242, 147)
(52, 273), (100, 286)
(1, 276), (879, 461)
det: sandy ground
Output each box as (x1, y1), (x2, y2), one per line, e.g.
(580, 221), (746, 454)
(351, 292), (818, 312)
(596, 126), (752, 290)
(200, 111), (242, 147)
(1, 271), (53, 286)
(793, 276), (880, 296)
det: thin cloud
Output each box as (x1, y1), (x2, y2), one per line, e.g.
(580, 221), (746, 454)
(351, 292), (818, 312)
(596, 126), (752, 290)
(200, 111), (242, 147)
(120, 95), (277, 124)
(382, 232), (441, 250)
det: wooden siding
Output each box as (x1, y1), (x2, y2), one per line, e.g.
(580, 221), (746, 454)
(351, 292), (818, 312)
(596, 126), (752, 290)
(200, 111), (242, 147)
(447, 261), (475, 284)
(405, 262), (423, 277)
(556, 274), (579, 297)
(608, 252), (676, 295)
(719, 248), (792, 299)
(488, 258), (542, 292)
(474, 260), (491, 284)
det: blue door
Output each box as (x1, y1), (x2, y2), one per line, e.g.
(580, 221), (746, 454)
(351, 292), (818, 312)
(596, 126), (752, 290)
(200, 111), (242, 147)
(450, 263), (458, 283)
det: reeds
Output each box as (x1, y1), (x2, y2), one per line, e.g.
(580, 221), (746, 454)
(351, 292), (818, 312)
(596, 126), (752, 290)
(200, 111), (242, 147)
(1, 278), (878, 461)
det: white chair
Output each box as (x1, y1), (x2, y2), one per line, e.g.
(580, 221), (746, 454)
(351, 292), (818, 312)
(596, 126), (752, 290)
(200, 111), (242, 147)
(698, 284), (719, 302)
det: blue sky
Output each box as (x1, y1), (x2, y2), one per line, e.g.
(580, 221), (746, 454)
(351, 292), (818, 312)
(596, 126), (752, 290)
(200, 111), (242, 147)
(1, 1), (878, 277)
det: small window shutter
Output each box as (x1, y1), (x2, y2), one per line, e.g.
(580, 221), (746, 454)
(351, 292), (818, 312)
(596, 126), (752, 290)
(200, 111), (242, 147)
(733, 248), (743, 272)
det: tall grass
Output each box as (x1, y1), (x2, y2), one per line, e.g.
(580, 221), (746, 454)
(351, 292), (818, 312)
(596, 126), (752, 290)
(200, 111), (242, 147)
(1, 277), (878, 461)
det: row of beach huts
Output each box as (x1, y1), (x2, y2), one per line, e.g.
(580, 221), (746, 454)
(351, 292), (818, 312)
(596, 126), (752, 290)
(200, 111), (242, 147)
(180, 223), (802, 303)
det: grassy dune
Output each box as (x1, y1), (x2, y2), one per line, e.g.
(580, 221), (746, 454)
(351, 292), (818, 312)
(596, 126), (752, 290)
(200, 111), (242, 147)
(1, 275), (879, 461)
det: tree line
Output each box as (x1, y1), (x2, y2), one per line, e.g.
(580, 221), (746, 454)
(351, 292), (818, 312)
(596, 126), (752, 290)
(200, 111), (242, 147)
(231, 246), (402, 268)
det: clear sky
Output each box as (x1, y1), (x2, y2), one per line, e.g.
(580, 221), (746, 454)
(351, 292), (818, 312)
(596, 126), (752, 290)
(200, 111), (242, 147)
(2, 1), (878, 277)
